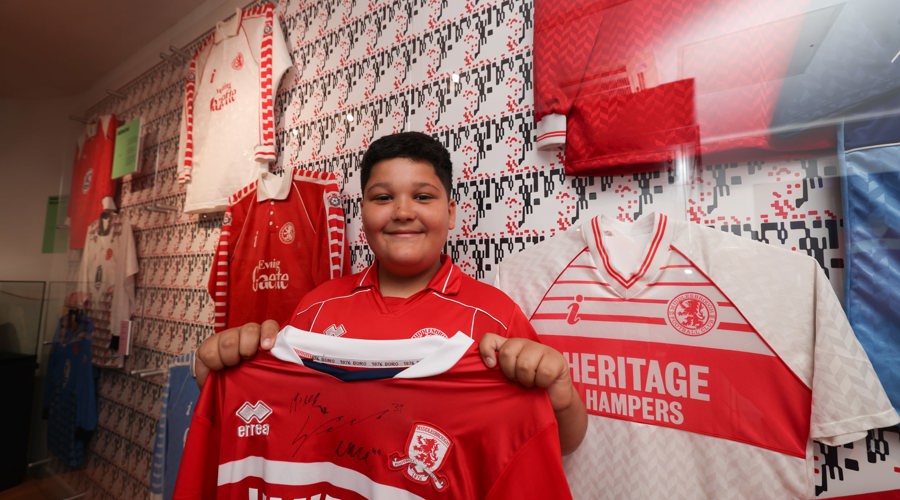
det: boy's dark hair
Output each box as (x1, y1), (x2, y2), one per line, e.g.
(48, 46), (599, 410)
(359, 132), (453, 196)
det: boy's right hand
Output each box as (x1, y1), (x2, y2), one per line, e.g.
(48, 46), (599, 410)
(194, 319), (280, 387)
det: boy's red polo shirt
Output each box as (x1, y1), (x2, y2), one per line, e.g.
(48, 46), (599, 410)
(287, 255), (538, 342)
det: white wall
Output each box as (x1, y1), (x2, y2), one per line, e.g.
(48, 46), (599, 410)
(68, 0), (245, 116)
(0, 98), (77, 284)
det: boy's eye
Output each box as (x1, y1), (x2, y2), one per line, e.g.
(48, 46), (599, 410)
(371, 194), (391, 201)
(414, 193), (434, 201)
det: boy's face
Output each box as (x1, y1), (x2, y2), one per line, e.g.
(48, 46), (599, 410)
(361, 157), (456, 282)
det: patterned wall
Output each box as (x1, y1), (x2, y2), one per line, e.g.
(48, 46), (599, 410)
(55, 0), (896, 497)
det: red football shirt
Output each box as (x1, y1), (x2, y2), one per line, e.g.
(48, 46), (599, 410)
(286, 255), (539, 341)
(174, 329), (571, 499)
(208, 169), (349, 331)
(533, 0), (833, 174)
(68, 115), (117, 249)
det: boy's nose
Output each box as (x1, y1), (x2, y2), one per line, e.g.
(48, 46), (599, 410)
(392, 198), (415, 219)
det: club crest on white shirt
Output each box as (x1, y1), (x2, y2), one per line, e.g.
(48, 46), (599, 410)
(390, 422), (452, 492)
(93, 265), (103, 291)
(667, 292), (717, 337)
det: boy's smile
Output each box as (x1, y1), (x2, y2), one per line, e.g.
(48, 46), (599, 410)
(361, 157), (456, 294)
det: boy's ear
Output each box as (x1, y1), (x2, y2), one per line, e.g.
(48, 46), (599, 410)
(448, 199), (457, 230)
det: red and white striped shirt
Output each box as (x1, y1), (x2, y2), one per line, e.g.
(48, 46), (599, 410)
(208, 168), (349, 331)
(496, 212), (898, 499)
(177, 3), (292, 214)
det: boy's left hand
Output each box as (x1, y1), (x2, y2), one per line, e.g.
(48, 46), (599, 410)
(478, 333), (577, 413)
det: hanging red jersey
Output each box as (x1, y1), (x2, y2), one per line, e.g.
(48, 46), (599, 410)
(533, 0), (834, 174)
(208, 169), (349, 331)
(69, 115), (117, 249)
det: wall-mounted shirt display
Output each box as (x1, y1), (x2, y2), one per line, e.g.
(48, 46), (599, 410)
(77, 212), (138, 352)
(177, 3), (292, 214)
(495, 212), (899, 499)
(208, 169), (349, 331)
(69, 115), (117, 248)
(839, 90), (900, 412)
(150, 353), (201, 500)
(53, 0), (900, 497)
(43, 311), (96, 468)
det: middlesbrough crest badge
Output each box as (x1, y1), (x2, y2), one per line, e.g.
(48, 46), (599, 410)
(667, 292), (717, 336)
(278, 221), (295, 244)
(390, 422), (453, 491)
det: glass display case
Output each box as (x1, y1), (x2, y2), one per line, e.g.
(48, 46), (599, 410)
(0, 281), (44, 489)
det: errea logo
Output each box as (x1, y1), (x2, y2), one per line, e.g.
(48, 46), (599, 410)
(236, 401), (272, 438)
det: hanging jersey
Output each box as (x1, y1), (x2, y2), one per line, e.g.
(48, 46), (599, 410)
(77, 212), (139, 339)
(177, 3), (292, 213)
(495, 212), (899, 499)
(150, 353), (201, 500)
(68, 115), (117, 249)
(173, 328), (570, 499)
(42, 316), (97, 468)
(208, 169), (349, 331)
(533, 0), (834, 174)
(287, 256), (538, 342)
(838, 91), (900, 411)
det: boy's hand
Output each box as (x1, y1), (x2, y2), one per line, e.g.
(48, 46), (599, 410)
(478, 333), (576, 412)
(194, 319), (280, 387)
(479, 333), (587, 454)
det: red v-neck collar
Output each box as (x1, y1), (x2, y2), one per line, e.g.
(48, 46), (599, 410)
(585, 213), (672, 298)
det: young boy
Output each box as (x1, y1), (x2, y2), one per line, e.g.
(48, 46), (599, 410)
(194, 131), (587, 454)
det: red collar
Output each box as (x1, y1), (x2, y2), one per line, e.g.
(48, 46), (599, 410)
(355, 254), (462, 296)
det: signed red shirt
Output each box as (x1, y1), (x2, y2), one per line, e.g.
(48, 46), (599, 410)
(173, 328), (571, 499)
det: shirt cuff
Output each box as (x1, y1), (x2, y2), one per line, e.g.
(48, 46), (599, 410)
(535, 114), (566, 151)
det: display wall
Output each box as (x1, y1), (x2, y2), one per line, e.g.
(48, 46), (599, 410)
(44, 0), (899, 498)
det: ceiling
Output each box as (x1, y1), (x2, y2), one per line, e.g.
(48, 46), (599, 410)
(0, 0), (206, 100)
